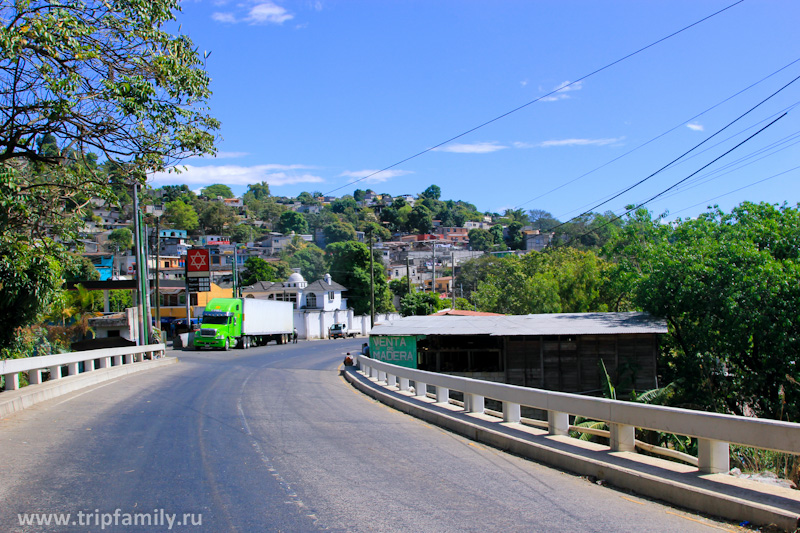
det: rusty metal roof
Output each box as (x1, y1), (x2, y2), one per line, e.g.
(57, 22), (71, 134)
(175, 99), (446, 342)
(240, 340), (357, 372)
(370, 312), (668, 336)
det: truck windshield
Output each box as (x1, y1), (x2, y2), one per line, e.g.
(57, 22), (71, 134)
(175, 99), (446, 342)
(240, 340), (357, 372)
(202, 316), (228, 325)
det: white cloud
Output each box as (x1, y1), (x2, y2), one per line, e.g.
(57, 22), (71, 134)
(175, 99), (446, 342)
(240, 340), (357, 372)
(541, 80), (583, 102)
(212, 11), (237, 23)
(338, 169), (413, 183)
(434, 142), (508, 154)
(687, 122), (704, 131)
(247, 2), (294, 24)
(538, 137), (623, 148)
(150, 164), (323, 187)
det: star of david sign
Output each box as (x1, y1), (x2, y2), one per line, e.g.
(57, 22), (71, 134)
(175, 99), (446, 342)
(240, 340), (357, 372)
(187, 250), (210, 272)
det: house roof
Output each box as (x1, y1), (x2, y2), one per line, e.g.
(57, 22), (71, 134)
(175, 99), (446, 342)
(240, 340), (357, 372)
(370, 312), (667, 337)
(243, 278), (347, 292)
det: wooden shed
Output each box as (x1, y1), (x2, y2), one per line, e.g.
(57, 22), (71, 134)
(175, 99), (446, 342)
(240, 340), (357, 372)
(369, 312), (667, 397)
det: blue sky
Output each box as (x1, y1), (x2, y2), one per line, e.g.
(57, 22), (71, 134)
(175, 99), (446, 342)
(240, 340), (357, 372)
(151, 0), (800, 222)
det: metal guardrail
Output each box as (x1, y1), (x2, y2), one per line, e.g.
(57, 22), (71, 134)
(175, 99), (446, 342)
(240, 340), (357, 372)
(1, 344), (166, 391)
(354, 354), (800, 474)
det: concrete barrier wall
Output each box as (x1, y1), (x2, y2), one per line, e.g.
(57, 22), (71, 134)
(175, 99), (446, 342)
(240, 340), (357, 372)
(1, 344), (166, 392)
(355, 354), (800, 474)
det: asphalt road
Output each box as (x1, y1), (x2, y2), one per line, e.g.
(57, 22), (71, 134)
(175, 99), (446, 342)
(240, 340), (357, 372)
(0, 340), (740, 532)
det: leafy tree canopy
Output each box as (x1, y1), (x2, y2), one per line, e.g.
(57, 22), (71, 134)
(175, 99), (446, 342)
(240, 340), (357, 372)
(277, 211), (309, 235)
(201, 184), (234, 199)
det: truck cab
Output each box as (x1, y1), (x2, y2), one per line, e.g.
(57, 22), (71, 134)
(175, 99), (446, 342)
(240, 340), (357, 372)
(194, 299), (242, 350)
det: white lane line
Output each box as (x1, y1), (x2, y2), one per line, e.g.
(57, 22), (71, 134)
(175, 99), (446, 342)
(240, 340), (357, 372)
(51, 381), (118, 407)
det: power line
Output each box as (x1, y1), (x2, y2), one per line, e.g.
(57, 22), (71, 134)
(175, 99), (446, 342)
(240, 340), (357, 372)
(667, 165), (800, 217)
(546, 71), (800, 234)
(514, 56), (800, 211)
(323, 0), (746, 197)
(552, 111), (787, 248)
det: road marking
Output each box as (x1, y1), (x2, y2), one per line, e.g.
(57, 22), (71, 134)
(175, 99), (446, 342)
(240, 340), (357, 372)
(664, 510), (735, 531)
(621, 496), (644, 505)
(51, 381), (117, 407)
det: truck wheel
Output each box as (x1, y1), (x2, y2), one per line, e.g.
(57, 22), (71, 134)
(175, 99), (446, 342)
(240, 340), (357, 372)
(243, 336), (250, 349)
(224, 339), (230, 351)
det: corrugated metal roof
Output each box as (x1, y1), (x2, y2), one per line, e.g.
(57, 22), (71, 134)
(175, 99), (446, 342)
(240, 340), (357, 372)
(370, 312), (668, 336)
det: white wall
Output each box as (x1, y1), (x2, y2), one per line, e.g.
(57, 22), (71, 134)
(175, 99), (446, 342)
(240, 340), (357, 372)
(295, 310), (401, 339)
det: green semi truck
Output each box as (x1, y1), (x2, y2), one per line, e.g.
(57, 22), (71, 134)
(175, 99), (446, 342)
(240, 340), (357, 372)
(193, 298), (294, 350)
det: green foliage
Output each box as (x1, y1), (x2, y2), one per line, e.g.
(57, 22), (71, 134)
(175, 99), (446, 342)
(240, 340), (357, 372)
(399, 291), (448, 316)
(230, 224), (257, 244)
(467, 248), (614, 315)
(164, 199), (199, 231)
(64, 254), (100, 282)
(323, 221), (357, 245)
(389, 277), (411, 298)
(408, 204), (433, 234)
(240, 257), (278, 287)
(420, 184), (441, 201)
(606, 202), (800, 421)
(281, 241), (326, 281)
(468, 228), (495, 251)
(200, 184), (234, 199)
(325, 241), (393, 315)
(277, 211), (309, 235)
(199, 202), (235, 234)
(108, 228), (134, 252)
(0, 237), (64, 349)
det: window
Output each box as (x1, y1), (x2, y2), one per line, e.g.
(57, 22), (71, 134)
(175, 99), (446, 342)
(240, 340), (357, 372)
(328, 291), (334, 301)
(306, 293), (317, 308)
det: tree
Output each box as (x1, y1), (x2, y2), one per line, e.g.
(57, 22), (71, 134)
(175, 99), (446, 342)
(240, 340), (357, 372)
(107, 228), (134, 252)
(529, 209), (560, 231)
(408, 205), (433, 234)
(240, 257), (278, 287)
(231, 224), (257, 244)
(353, 189), (366, 203)
(420, 184), (441, 201)
(283, 243), (326, 281)
(326, 241), (393, 315)
(201, 184), (234, 199)
(64, 254), (100, 282)
(468, 228), (494, 251)
(243, 182), (271, 203)
(160, 185), (195, 204)
(199, 202), (235, 234)
(164, 199), (199, 232)
(606, 202), (800, 421)
(323, 221), (357, 245)
(400, 292), (447, 316)
(0, 0), (218, 351)
(277, 211), (309, 235)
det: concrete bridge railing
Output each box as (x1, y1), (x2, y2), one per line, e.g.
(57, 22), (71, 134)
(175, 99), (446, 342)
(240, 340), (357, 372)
(1, 344), (166, 392)
(355, 354), (800, 474)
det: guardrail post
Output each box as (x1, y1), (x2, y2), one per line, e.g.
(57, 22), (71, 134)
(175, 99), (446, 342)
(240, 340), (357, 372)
(610, 423), (636, 452)
(4, 373), (20, 390)
(124, 353), (134, 364)
(97, 357), (111, 369)
(466, 394), (485, 414)
(698, 438), (730, 474)
(503, 401), (521, 423)
(377, 370), (386, 383)
(112, 355), (122, 367)
(548, 411), (569, 436)
(370, 367), (378, 380)
(387, 374), (397, 388)
(85, 359), (95, 372)
(28, 369), (43, 385)
(399, 378), (410, 391)
(49, 365), (62, 380)
(415, 382), (427, 398)
(67, 362), (79, 376)
(435, 386), (449, 404)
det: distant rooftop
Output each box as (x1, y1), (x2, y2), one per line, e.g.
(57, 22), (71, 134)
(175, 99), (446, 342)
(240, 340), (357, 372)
(371, 312), (668, 337)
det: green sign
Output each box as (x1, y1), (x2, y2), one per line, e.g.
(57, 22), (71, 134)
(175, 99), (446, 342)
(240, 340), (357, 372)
(369, 335), (417, 368)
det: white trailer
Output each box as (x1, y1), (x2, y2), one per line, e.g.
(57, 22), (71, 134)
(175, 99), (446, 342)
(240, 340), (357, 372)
(242, 299), (294, 344)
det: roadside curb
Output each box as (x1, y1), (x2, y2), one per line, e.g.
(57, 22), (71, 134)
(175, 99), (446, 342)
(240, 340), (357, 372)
(0, 356), (179, 418)
(343, 366), (800, 531)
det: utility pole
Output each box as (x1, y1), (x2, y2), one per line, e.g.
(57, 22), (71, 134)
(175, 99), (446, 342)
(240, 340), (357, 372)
(431, 239), (436, 295)
(232, 245), (239, 298)
(451, 251), (456, 309)
(406, 255), (411, 297)
(132, 184), (148, 345)
(154, 215), (161, 329)
(369, 231), (375, 328)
